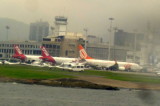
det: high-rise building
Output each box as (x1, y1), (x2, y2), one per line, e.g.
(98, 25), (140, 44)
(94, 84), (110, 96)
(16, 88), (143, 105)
(29, 21), (49, 42)
(114, 29), (144, 50)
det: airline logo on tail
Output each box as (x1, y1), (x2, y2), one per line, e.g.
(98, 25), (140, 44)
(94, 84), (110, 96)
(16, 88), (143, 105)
(41, 46), (49, 57)
(124, 64), (132, 69)
(40, 46), (56, 63)
(13, 45), (26, 60)
(78, 45), (93, 59)
(14, 45), (22, 55)
(80, 49), (88, 59)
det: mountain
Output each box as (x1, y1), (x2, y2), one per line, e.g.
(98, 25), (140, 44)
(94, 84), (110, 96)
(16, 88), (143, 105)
(0, 18), (29, 41)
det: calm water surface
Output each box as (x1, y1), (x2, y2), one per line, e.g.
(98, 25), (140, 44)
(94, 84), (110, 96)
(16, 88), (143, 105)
(0, 82), (160, 106)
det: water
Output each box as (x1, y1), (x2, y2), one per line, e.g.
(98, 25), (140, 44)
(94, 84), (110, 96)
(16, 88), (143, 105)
(0, 82), (160, 106)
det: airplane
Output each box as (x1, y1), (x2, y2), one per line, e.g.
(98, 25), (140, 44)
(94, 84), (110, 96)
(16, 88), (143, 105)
(12, 45), (42, 64)
(40, 46), (87, 71)
(78, 45), (142, 71)
(12, 45), (81, 67)
(40, 46), (81, 65)
(12, 45), (54, 67)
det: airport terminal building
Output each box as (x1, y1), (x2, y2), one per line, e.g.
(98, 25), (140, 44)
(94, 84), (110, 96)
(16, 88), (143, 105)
(0, 33), (84, 59)
(0, 41), (41, 59)
(0, 37), (141, 64)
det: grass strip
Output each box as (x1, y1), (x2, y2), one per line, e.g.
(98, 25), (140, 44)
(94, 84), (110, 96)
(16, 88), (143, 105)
(0, 65), (73, 79)
(1, 65), (160, 84)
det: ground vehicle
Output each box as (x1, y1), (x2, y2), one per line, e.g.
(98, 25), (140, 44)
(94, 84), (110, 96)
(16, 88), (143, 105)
(56, 63), (85, 72)
(71, 64), (85, 71)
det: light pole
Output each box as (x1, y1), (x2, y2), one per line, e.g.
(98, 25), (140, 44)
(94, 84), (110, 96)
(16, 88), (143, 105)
(108, 18), (114, 60)
(83, 28), (88, 50)
(133, 29), (137, 63)
(6, 26), (10, 41)
(50, 26), (55, 35)
(113, 27), (118, 60)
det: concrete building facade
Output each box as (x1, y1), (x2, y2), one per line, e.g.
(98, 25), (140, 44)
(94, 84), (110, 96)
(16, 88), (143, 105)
(42, 32), (85, 58)
(86, 43), (127, 61)
(0, 41), (41, 59)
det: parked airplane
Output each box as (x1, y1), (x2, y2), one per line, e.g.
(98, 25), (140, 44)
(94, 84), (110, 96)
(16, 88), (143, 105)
(12, 45), (41, 63)
(40, 46), (81, 65)
(12, 45), (53, 67)
(78, 45), (142, 71)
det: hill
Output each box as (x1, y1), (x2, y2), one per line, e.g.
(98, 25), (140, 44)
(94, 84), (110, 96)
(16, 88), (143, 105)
(0, 18), (29, 41)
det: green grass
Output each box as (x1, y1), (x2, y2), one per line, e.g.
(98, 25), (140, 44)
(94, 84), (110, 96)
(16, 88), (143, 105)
(0, 65), (160, 84)
(0, 65), (73, 79)
(81, 70), (160, 84)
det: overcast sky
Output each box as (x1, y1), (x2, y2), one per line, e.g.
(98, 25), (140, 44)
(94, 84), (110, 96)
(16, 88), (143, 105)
(0, 0), (160, 37)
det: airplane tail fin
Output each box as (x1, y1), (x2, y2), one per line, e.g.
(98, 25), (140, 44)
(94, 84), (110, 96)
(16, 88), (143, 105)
(14, 45), (23, 55)
(40, 46), (56, 63)
(40, 46), (50, 57)
(12, 45), (26, 60)
(78, 45), (93, 59)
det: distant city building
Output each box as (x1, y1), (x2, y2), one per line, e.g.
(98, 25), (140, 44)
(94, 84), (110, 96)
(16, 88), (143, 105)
(87, 35), (102, 44)
(140, 23), (160, 65)
(114, 29), (144, 50)
(126, 50), (141, 64)
(29, 21), (49, 42)
(54, 16), (68, 36)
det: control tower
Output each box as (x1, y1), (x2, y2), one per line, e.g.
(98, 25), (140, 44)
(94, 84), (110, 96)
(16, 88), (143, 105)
(54, 16), (68, 36)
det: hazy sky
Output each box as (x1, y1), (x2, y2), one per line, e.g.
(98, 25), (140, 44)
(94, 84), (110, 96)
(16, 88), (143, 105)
(0, 0), (160, 37)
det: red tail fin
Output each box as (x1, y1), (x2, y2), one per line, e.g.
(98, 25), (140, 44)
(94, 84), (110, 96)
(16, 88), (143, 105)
(40, 46), (56, 63)
(78, 45), (93, 59)
(14, 45), (23, 55)
(12, 45), (26, 60)
(40, 46), (50, 57)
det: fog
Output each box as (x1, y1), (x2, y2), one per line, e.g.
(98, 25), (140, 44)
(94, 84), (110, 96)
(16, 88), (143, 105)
(0, 0), (160, 36)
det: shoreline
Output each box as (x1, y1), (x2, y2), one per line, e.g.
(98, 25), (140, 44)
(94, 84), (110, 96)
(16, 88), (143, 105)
(1, 65), (160, 90)
(77, 76), (160, 90)
(1, 76), (160, 90)
(0, 77), (119, 90)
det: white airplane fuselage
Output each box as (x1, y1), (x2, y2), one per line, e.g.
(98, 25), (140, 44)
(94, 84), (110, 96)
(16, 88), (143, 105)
(118, 61), (142, 71)
(52, 57), (77, 64)
(26, 49), (79, 65)
(85, 59), (115, 68)
(85, 59), (142, 71)
(25, 55), (40, 61)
